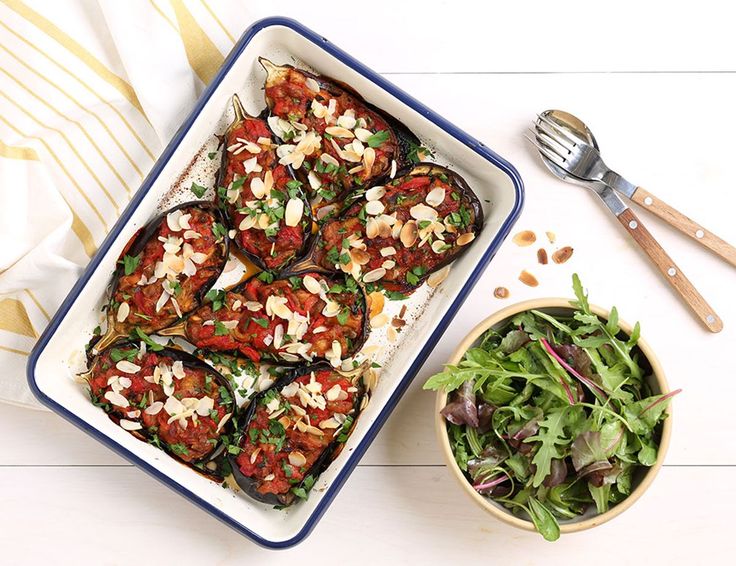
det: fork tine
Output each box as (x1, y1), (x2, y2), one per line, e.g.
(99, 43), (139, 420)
(536, 113), (586, 146)
(531, 128), (573, 163)
(534, 120), (575, 152)
(524, 132), (568, 168)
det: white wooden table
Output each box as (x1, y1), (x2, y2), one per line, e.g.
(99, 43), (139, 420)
(2, 2), (735, 562)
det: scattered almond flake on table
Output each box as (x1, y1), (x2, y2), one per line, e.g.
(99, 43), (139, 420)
(546, 230), (556, 244)
(512, 230), (536, 246)
(552, 246), (574, 264)
(493, 286), (509, 299)
(537, 248), (548, 265)
(518, 270), (539, 287)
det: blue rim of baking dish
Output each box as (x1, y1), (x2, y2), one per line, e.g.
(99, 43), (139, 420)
(27, 16), (524, 549)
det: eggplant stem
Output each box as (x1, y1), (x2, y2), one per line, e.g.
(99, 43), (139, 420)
(157, 321), (187, 337)
(231, 94), (245, 123)
(92, 329), (123, 354)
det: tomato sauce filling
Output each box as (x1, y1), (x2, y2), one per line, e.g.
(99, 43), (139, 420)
(265, 66), (399, 205)
(235, 369), (358, 497)
(185, 273), (365, 364)
(88, 347), (231, 462)
(218, 117), (308, 270)
(314, 172), (479, 291)
(112, 206), (223, 334)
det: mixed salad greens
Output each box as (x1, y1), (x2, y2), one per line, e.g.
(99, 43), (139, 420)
(424, 275), (679, 541)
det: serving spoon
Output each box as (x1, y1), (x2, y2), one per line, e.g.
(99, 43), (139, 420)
(528, 110), (723, 333)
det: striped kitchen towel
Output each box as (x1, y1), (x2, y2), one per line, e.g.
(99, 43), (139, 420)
(0, 0), (266, 408)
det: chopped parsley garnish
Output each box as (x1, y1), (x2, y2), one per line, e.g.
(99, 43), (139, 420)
(214, 320), (229, 336)
(337, 309), (350, 325)
(121, 253), (141, 276)
(169, 443), (189, 456)
(190, 182), (207, 198)
(205, 288), (226, 311)
(366, 130), (390, 148)
(133, 328), (164, 351)
(251, 317), (269, 328)
(110, 348), (136, 363)
(212, 222), (228, 240)
(258, 271), (275, 284)
(405, 266), (427, 286)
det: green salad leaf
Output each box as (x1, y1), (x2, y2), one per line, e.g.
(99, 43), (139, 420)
(424, 274), (680, 541)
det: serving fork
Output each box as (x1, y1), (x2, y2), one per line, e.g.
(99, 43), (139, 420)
(529, 112), (724, 333)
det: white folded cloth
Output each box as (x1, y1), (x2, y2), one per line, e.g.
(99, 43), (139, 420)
(0, 0), (256, 408)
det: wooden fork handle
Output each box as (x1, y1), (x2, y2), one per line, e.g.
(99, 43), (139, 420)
(617, 208), (723, 333)
(631, 187), (736, 267)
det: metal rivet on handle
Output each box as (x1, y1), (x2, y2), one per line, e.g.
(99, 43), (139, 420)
(644, 197), (653, 206)
(667, 267), (677, 276)
(696, 229), (704, 239)
(629, 220), (638, 229)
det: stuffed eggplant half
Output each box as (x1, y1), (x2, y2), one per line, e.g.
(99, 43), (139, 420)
(260, 58), (418, 215)
(168, 271), (368, 366)
(216, 95), (313, 272)
(84, 342), (236, 472)
(230, 362), (364, 506)
(312, 163), (483, 293)
(96, 202), (229, 352)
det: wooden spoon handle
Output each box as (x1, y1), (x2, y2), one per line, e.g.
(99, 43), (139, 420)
(617, 208), (723, 333)
(631, 186), (736, 267)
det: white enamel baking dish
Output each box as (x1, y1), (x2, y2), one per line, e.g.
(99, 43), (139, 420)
(27, 17), (523, 548)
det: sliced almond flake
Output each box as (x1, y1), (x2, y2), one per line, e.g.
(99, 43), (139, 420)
(305, 77), (321, 93)
(285, 198), (304, 227)
(362, 147), (375, 175)
(263, 473), (275, 482)
(380, 246), (396, 257)
(354, 127), (372, 142)
(244, 142), (261, 154)
(104, 390), (129, 408)
(400, 221), (418, 247)
(387, 326), (398, 342)
(307, 170), (322, 191)
(215, 412), (232, 434)
(322, 300), (341, 318)
(382, 259), (396, 270)
(120, 419), (142, 431)
(250, 446), (262, 464)
(226, 143), (242, 152)
(116, 302), (130, 323)
(288, 451), (307, 467)
(243, 156), (259, 174)
(325, 384), (342, 402)
(155, 290), (170, 313)
(426, 187), (446, 207)
(337, 114), (357, 130)
(303, 275), (321, 295)
(365, 200), (385, 216)
(171, 297), (183, 318)
(456, 232), (476, 246)
(348, 165), (364, 175)
(325, 126), (354, 139)
(116, 360), (141, 374)
(320, 152), (340, 167)
(363, 267), (386, 283)
(427, 265), (451, 288)
(144, 401), (164, 415)
(232, 145), (249, 156)
(245, 301), (263, 311)
(117, 376), (132, 389)
(312, 325), (328, 334)
(390, 159), (397, 178)
(273, 324), (285, 349)
(370, 312), (390, 329)
(365, 185), (386, 201)
(410, 203), (439, 222)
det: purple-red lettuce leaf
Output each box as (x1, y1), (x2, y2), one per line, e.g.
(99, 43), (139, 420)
(440, 380), (478, 428)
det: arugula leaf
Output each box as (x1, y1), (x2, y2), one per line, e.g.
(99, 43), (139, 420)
(526, 407), (570, 487)
(528, 498), (561, 542)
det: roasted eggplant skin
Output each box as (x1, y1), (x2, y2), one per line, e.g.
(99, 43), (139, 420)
(260, 58), (418, 214)
(311, 163), (484, 293)
(215, 99), (313, 272)
(109, 201), (229, 336)
(85, 342), (236, 473)
(228, 362), (365, 506)
(182, 270), (369, 366)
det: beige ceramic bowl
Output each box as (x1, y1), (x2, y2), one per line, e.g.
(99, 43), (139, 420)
(434, 298), (672, 535)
